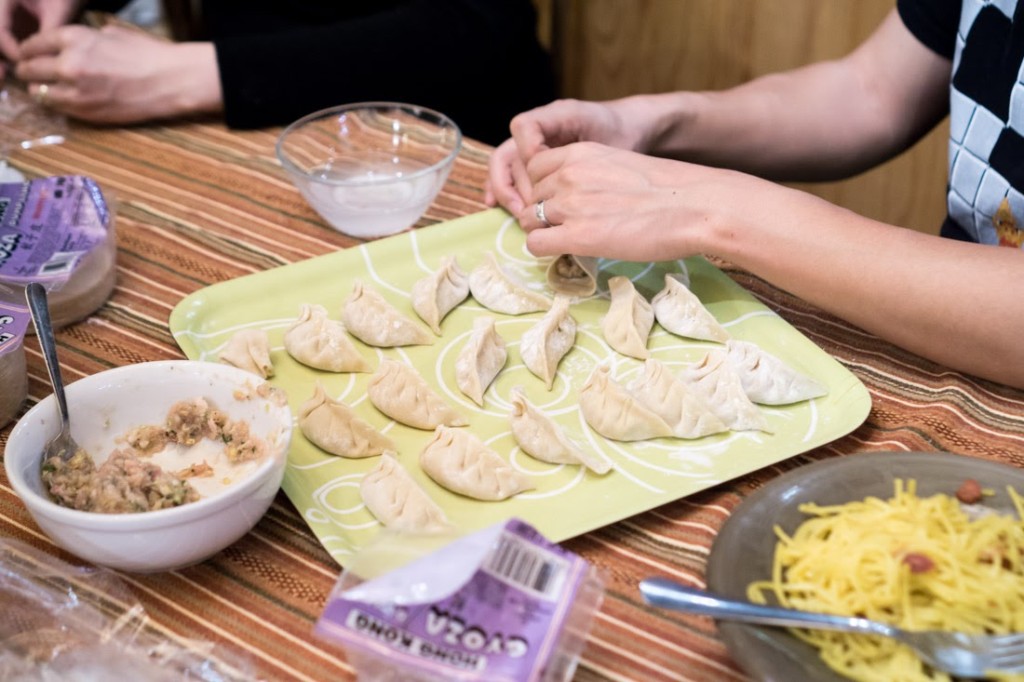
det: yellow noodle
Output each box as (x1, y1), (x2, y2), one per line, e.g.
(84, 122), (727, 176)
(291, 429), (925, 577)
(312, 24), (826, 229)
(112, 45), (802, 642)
(746, 479), (1024, 682)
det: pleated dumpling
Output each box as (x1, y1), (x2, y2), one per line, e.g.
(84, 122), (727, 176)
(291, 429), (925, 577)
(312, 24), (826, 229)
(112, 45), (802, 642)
(455, 317), (507, 406)
(468, 251), (551, 315)
(419, 425), (533, 501)
(651, 273), (729, 343)
(580, 364), (674, 441)
(601, 276), (655, 360)
(509, 387), (611, 474)
(298, 382), (395, 457)
(626, 359), (726, 439)
(360, 452), (452, 534)
(546, 254), (599, 297)
(341, 280), (433, 347)
(368, 359), (467, 430)
(411, 256), (470, 335)
(678, 349), (769, 432)
(284, 303), (370, 373)
(725, 340), (828, 405)
(219, 329), (274, 378)
(521, 295), (576, 390)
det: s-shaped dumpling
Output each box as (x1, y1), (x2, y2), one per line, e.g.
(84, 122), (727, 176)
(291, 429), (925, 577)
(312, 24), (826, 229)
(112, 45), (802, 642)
(546, 254), (599, 297)
(725, 340), (828, 405)
(368, 359), (468, 430)
(626, 359), (727, 439)
(298, 382), (395, 457)
(284, 303), (370, 373)
(601, 276), (655, 360)
(360, 452), (452, 534)
(678, 349), (769, 432)
(411, 256), (470, 335)
(219, 328), (274, 378)
(455, 317), (507, 406)
(419, 425), (533, 501)
(468, 251), (551, 315)
(651, 273), (729, 343)
(509, 387), (611, 474)
(521, 295), (576, 390)
(341, 280), (433, 347)
(580, 364), (674, 441)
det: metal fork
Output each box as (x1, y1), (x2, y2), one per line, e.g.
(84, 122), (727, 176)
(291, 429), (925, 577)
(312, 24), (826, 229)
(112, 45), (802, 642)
(640, 577), (1024, 679)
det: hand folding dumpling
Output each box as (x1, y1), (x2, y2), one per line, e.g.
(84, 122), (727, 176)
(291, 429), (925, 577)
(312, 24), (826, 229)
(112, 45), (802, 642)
(509, 387), (611, 474)
(521, 295), (576, 389)
(298, 382), (395, 457)
(342, 280), (433, 347)
(284, 303), (370, 372)
(678, 349), (769, 432)
(360, 452), (452, 534)
(219, 328), (274, 378)
(468, 251), (551, 315)
(368, 359), (467, 430)
(580, 364), (674, 441)
(627, 359), (727, 439)
(455, 317), (507, 406)
(419, 425), (533, 501)
(651, 273), (729, 343)
(602, 276), (655, 360)
(724, 340), (828, 405)
(546, 254), (599, 297)
(411, 256), (470, 335)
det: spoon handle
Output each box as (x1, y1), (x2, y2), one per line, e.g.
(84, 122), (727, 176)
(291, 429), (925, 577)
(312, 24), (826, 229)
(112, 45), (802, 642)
(26, 283), (69, 424)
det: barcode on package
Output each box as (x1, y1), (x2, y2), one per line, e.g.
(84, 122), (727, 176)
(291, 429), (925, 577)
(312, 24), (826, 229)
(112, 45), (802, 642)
(38, 251), (80, 277)
(483, 531), (568, 600)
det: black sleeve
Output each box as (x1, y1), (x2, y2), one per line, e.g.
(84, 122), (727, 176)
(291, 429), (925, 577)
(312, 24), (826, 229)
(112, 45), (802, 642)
(897, 0), (961, 59)
(212, 0), (555, 145)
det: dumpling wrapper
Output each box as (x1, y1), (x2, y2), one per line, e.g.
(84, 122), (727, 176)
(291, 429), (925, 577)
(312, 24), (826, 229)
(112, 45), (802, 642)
(521, 295), (576, 390)
(284, 303), (370, 373)
(509, 387), (611, 474)
(580, 364), (674, 441)
(419, 425), (533, 501)
(601, 276), (654, 360)
(468, 251), (551, 315)
(411, 256), (470, 335)
(626, 359), (726, 439)
(219, 328), (274, 378)
(299, 382), (395, 457)
(360, 452), (452, 534)
(368, 359), (468, 430)
(678, 349), (770, 432)
(546, 254), (599, 297)
(455, 317), (507, 406)
(651, 273), (729, 343)
(725, 339), (828, 405)
(342, 280), (434, 347)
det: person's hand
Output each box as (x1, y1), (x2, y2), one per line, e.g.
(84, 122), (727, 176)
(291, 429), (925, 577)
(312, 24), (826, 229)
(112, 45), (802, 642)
(0, 0), (79, 73)
(15, 24), (222, 123)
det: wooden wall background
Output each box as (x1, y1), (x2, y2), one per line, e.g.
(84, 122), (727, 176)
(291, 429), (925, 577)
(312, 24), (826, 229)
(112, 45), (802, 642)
(535, 0), (949, 235)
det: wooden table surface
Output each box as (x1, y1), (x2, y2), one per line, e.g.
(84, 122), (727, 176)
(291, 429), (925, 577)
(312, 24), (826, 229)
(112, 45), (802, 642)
(1, 118), (1022, 682)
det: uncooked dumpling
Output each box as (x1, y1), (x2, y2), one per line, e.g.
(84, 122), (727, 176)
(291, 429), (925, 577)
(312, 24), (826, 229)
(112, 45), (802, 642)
(509, 387), (611, 474)
(219, 329), (274, 378)
(626, 359), (726, 439)
(368, 359), (467, 430)
(724, 340), (828, 405)
(678, 350), (769, 432)
(601, 276), (655, 360)
(455, 317), (507, 406)
(579, 364), (674, 441)
(284, 303), (370, 373)
(521, 295), (576, 390)
(298, 382), (395, 457)
(651, 273), (729, 343)
(341, 280), (433, 347)
(411, 256), (470, 335)
(546, 254), (599, 297)
(419, 425), (533, 501)
(468, 251), (551, 315)
(360, 452), (451, 533)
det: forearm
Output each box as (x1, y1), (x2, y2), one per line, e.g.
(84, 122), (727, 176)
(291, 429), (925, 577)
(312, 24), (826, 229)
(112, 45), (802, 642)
(168, 42), (222, 117)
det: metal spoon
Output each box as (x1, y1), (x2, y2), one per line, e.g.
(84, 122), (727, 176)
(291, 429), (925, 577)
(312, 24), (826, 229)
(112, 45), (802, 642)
(26, 282), (81, 465)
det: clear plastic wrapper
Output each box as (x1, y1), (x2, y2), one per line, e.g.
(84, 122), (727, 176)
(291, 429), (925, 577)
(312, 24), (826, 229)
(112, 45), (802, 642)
(0, 537), (258, 681)
(0, 280), (28, 428)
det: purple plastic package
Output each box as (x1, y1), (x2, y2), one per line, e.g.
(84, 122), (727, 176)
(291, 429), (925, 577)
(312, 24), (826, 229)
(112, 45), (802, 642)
(315, 519), (604, 682)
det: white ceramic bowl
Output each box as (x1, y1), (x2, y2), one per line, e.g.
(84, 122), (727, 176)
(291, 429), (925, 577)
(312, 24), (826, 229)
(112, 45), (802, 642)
(5, 360), (293, 573)
(276, 102), (462, 239)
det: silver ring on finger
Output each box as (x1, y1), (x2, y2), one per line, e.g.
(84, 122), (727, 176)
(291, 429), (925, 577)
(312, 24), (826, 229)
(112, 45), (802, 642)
(35, 83), (50, 106)
(535, 199), (552, 228)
